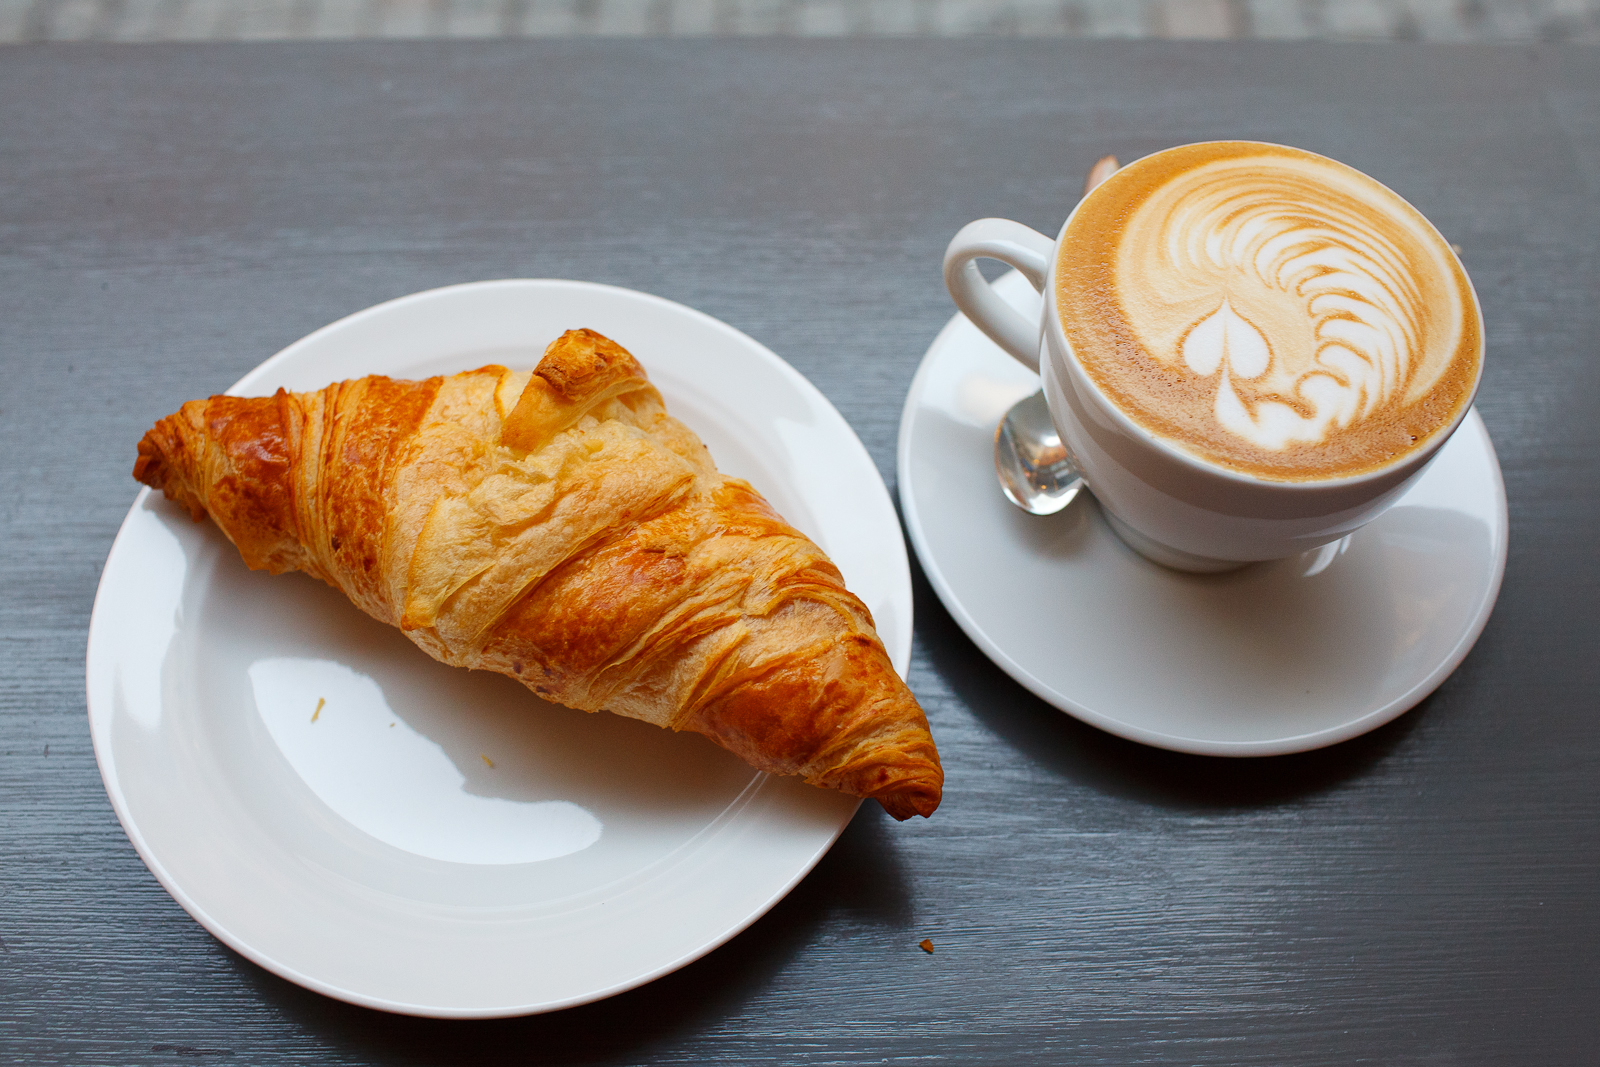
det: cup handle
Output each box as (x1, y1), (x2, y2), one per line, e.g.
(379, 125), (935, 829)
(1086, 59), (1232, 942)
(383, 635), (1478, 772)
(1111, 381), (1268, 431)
(943, 218), (1055, 372)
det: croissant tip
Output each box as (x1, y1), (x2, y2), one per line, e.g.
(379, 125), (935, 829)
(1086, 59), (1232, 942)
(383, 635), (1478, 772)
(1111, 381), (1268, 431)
(132, 435), (164, 489)
(876, 786), (942, 821)
(535, 329), (645, 401)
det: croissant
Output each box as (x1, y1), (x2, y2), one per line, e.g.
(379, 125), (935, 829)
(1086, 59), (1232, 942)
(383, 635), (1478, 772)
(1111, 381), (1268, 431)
(132, 329), (941, 819)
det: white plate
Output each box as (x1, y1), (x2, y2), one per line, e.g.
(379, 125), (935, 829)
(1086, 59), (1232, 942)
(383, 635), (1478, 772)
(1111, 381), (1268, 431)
(898, 271), (1507, 756)
(88, 279), (911, 1017)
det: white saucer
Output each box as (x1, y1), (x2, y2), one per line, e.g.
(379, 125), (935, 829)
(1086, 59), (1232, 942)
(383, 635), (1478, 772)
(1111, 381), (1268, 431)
(897, 271), (1507, 756)
(88, 279), (911, 1017)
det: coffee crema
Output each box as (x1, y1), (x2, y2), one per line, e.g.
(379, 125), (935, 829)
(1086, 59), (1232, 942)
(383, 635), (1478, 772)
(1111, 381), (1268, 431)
(1056, 142), (1480, 481)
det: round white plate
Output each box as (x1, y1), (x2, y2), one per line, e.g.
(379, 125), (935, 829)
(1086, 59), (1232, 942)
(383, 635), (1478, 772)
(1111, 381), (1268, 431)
(898, 271), (1507, 756)
(88, 279), (910, 1017)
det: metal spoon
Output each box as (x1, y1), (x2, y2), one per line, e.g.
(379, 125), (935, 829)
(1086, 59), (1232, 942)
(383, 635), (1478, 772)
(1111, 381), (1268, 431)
(992, 154), (1117, 517)
(994, 390), (1085, 515)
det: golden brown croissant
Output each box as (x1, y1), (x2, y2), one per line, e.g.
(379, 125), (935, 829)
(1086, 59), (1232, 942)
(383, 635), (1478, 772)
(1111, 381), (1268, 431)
(133, 329), (942, 819)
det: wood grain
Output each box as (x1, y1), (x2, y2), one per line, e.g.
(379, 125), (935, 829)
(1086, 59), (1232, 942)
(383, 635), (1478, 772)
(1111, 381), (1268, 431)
(0, 39), (1595, 1066)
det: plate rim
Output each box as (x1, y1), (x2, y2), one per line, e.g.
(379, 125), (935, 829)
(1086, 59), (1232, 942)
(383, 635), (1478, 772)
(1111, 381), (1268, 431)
(87, 278), (911, 1017)
(897, 289), (1508, 758)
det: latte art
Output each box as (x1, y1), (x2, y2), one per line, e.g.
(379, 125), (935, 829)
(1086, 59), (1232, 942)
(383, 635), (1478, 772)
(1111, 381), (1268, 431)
(1057, 143), (1481, 481)
(1122, 155), (1456, 450)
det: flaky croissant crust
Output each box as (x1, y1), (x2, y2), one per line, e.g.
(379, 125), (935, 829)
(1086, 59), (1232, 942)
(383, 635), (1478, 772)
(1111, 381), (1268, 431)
(134, 329), (942, 819)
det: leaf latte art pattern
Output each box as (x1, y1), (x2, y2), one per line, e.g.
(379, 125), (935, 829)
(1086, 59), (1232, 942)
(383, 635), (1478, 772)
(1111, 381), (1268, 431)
(1112, 152), (1466, 452)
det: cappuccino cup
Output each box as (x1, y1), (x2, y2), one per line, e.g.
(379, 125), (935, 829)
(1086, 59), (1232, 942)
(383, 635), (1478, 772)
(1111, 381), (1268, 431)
(945, 141), (1484, 572)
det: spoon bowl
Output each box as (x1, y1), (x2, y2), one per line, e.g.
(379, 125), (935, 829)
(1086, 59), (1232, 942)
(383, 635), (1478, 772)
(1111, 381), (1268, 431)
(994, 390), (1085, 515)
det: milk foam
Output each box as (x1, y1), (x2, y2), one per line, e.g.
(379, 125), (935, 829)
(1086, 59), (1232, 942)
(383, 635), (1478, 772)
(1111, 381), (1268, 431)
(1057, 143), (1480, 480)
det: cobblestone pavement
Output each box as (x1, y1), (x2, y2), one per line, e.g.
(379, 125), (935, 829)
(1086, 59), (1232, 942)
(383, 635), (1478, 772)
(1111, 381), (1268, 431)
(2, 0), (1596, 43)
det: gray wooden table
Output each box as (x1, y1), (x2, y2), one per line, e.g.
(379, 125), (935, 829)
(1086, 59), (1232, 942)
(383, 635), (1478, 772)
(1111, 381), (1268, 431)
(2, 39), (1596, 1066)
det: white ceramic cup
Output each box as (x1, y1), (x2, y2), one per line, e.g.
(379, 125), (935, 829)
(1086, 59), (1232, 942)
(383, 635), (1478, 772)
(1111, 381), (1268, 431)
(943, 155), (1484, 573)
